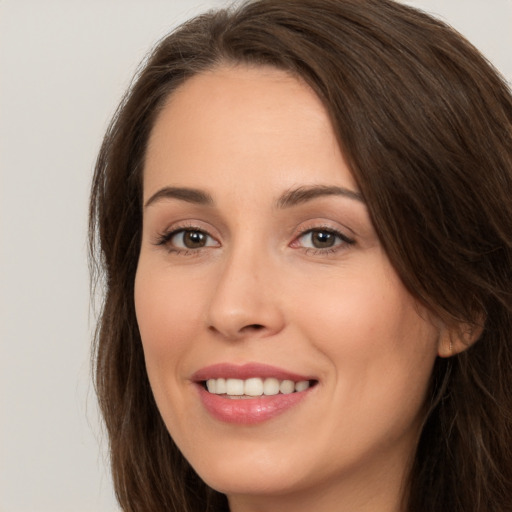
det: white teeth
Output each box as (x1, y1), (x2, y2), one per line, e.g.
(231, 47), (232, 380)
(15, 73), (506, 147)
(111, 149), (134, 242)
(279, 380), (295, 394)
(206, 379), (216, 393)
(244, 378), (263, 396)
(226, 378), (244, 395)
(295, 380), (310, 392)
(263, 377), (280, 396)
(205, 377), (312, 396)
(216, 378), (227, 394)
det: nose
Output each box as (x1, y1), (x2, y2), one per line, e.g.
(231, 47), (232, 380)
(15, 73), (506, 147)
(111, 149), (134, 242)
(205, 246), (285, 341)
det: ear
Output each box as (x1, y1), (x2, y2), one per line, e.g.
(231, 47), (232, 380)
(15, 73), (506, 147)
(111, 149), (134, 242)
(437, 320), (484, 358)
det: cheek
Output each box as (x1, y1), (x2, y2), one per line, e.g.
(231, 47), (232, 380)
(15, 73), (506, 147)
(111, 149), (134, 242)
(289, 263), (419, 351)
(133, 263), (206, 440)
(134, 265), (201, 375)
(289, 258), (439, 413)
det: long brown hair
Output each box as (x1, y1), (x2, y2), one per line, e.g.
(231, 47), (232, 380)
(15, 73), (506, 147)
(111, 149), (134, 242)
(89, 1), (512, 510)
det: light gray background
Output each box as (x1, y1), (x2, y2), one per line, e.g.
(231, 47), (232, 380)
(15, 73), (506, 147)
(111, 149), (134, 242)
(1, 1), (511, 511)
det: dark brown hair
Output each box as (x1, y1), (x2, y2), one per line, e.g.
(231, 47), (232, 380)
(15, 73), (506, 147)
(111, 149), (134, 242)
(89, 1), (512, 510)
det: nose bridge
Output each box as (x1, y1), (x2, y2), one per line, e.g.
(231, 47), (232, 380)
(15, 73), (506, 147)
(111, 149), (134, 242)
(206, 235), (284, 340)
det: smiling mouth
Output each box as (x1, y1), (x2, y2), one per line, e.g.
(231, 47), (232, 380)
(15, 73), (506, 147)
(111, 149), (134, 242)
(203, 377), (318, 398)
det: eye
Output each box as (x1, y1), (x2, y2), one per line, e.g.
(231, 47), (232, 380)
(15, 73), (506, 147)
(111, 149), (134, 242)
(295, 228), (354, 251)
(157, 228), (219, 252)
(172, 229), (214, 249)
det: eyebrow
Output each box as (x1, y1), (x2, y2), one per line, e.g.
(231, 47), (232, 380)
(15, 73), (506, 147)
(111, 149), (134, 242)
(276, 185), (364, 208)
(144, 186), (214, 208)
(144, 184), (364, 210)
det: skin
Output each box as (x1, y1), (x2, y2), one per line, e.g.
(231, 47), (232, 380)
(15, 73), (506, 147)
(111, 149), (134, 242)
(135, 65), (447, 512)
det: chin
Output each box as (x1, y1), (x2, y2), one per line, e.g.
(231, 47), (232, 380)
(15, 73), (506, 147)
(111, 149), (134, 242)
(182, 440), (312, 496)
(200, 463), (308, 498)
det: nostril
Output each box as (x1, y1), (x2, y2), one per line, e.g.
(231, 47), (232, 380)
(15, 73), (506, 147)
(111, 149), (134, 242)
(207, 323), (266, 336)
(244, 324), (265, 331)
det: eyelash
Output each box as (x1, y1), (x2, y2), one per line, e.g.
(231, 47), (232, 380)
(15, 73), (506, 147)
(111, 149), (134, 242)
(153, 224), (355, 256)
(154, 223), (218, 256)
(293, 226), (355, 255)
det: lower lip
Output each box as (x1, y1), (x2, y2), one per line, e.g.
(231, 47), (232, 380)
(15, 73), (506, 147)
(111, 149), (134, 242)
(197, 385), (313, 425)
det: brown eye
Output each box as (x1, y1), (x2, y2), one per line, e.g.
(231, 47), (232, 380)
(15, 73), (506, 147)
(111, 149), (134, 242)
(169, 229), (218, 250)
(182, 230), (207, 248)
(296, 228), (354, 252)
(310, 230), (336, 248)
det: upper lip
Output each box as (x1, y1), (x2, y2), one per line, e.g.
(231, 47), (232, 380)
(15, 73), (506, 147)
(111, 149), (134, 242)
(191, 363), (315, 382)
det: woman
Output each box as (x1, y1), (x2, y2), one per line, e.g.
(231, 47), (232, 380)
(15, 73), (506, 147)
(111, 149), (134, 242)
(89, 0), (512, 510)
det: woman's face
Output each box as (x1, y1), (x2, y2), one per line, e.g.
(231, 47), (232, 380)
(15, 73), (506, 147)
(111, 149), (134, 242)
(135, 65), (441, 509)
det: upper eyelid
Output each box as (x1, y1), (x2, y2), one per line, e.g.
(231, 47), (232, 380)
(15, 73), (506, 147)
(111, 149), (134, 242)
(157, 220), (219, 238)
(293, 220), (355, 239)
(294, 227), (354, 245)
(150, 218), (356, 246)
(298, 228), (349, 239)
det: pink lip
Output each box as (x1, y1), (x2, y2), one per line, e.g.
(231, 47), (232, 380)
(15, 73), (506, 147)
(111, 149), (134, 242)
(191, 363), (317, 425)
(191, 362), (313, 382)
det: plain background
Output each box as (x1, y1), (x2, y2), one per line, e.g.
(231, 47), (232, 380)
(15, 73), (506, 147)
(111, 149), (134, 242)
(1, 1), (511, 511)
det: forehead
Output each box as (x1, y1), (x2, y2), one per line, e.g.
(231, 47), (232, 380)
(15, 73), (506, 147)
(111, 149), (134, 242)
(143, 64), (358, 198)
(155, 64), (324, 127)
